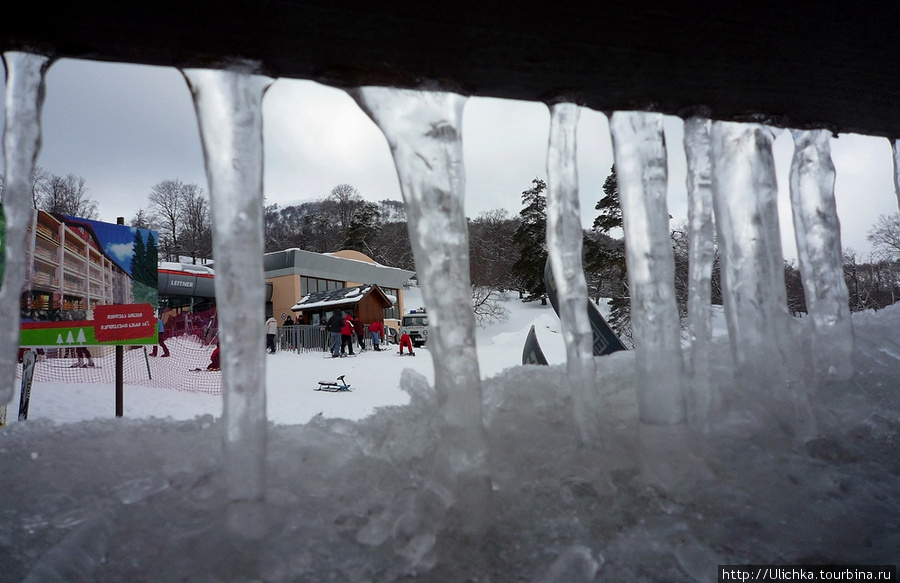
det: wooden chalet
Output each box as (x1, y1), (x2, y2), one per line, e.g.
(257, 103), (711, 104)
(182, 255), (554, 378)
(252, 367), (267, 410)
(290, 284), (393, 326)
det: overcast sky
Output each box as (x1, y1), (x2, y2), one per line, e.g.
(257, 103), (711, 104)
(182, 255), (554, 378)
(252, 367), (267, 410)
(3, 57), (899, 261)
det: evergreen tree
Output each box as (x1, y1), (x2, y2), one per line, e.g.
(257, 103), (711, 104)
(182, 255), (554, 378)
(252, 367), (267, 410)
(511, 178), (548, 304)
(585, 166), (633, 346)
(593, 166), (623, 235)
(342, 201), (381, 254)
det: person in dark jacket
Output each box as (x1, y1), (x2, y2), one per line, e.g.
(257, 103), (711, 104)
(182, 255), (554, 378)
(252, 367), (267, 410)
(341, 313), (355, 356)
(353, 317), (367, 352)
(327, 311), (344, 357)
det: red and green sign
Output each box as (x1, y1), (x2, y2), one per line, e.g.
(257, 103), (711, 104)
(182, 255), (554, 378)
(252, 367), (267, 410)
(20, 303), (157, 346)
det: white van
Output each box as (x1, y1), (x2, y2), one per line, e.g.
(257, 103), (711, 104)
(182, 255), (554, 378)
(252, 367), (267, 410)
(400, 308), (429, 347)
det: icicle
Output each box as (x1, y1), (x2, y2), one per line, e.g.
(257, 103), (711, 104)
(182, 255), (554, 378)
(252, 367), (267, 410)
(181, 63), (272, 538)
(0, 52), (50, 406)
(545, 102), (598, 445)
(349, 87), (490, 534)
(710, 122), (794, 389)
(789, 129), (853, 380)
(608, 111), (685, 425)
(892, 139), (900, 211)
(682, 117), (717, 421)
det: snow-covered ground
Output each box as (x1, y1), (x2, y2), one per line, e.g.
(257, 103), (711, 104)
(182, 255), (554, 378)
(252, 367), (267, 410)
(1, 289), (898, 582)
(3, 287), (568, 426)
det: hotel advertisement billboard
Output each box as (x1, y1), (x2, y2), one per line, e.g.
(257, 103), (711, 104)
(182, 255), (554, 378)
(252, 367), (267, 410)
(0, 209), (159, 347)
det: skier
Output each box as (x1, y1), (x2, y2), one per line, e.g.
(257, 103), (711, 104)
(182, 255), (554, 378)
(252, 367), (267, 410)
(74, 346), (96, 367)
(398, 332), (415, 356)
(369, 319), (384, 351)
(150, 311), (170, 357)
(207, 342), (220, 371)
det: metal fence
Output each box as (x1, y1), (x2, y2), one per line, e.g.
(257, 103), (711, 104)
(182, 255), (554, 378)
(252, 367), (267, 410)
(277, 325), (328, 353)
(276, 325), (380, 354)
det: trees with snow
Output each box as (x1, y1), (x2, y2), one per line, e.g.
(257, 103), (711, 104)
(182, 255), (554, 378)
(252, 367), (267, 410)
(469, 208), (518, 292)
(868, 213), (900, 259)
(584, 166), (633, 345)
(342, 201), (381, 255)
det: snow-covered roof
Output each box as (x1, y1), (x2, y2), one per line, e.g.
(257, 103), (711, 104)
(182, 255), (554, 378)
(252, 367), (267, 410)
(158, 261), (215, 275)
(290, 283), (393, 312)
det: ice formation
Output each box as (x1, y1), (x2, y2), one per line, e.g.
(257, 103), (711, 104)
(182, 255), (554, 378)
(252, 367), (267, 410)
(788, 129), (853, 381)
(710, 122), (796, 393)
(0, 52), (50, 406)
(682, 116), (717, 422)
(608, 111), (686, 425)
(1, 53), (898, 581)
(181, 63), (273, 536)
(545, 102), (598, 445)
(348, 87), (490, 539)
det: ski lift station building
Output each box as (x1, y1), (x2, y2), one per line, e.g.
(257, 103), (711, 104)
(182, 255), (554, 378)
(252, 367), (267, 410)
(245, 248), (413, 330)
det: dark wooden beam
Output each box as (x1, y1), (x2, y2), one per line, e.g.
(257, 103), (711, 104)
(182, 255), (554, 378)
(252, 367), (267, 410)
(3, 2), (898, 138)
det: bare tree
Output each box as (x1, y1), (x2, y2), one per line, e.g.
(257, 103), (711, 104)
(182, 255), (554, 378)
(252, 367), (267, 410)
(471, 285), (510, 327)
(147, 179), (208, 262)
(130, 208), (153, 229)
(867, 213), (900, 258)
(35, 173), (98, 219)
(469, 209), (519, 291)
(178, 185), (212, 263)
(327, 183), (365, 234)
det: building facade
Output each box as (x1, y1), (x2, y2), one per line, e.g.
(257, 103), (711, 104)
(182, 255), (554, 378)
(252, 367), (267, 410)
(262, 249), (414, 330)
(23, 211), (135, 322)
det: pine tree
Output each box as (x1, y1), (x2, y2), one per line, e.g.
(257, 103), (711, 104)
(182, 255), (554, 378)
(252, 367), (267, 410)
(342, 202), (381, 254)
(511, 178), (548, 304)
(585, 166), (633, 346)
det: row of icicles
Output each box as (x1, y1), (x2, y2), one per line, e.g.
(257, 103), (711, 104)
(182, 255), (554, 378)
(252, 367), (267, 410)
(0, 53), (887, 536)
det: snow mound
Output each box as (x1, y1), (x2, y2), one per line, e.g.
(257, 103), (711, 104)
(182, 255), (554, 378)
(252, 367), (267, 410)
(2, 304), (900, 581)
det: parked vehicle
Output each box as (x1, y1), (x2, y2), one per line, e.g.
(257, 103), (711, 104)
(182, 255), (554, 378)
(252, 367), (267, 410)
(400, 308), (429, 348)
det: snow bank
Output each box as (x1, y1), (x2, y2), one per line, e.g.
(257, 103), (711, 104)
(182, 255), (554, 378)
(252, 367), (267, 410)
(1, 302), (899, 581)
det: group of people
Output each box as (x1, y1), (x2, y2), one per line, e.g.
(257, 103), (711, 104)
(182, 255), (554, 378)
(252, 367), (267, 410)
(326, 310), (385, 358)
(264, 311), (386, 358)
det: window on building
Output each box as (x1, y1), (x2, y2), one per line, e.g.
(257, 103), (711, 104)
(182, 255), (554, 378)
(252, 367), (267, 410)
(382, 287), (399, 320)
(301, 276), (344, 296)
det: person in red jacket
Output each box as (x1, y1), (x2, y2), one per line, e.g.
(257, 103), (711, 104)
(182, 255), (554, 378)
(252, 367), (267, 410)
(398, 332), (415, 356)
(369, 320), (385, 351)
(341, 313), (355, 356)
(207, 343), (221, 371)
